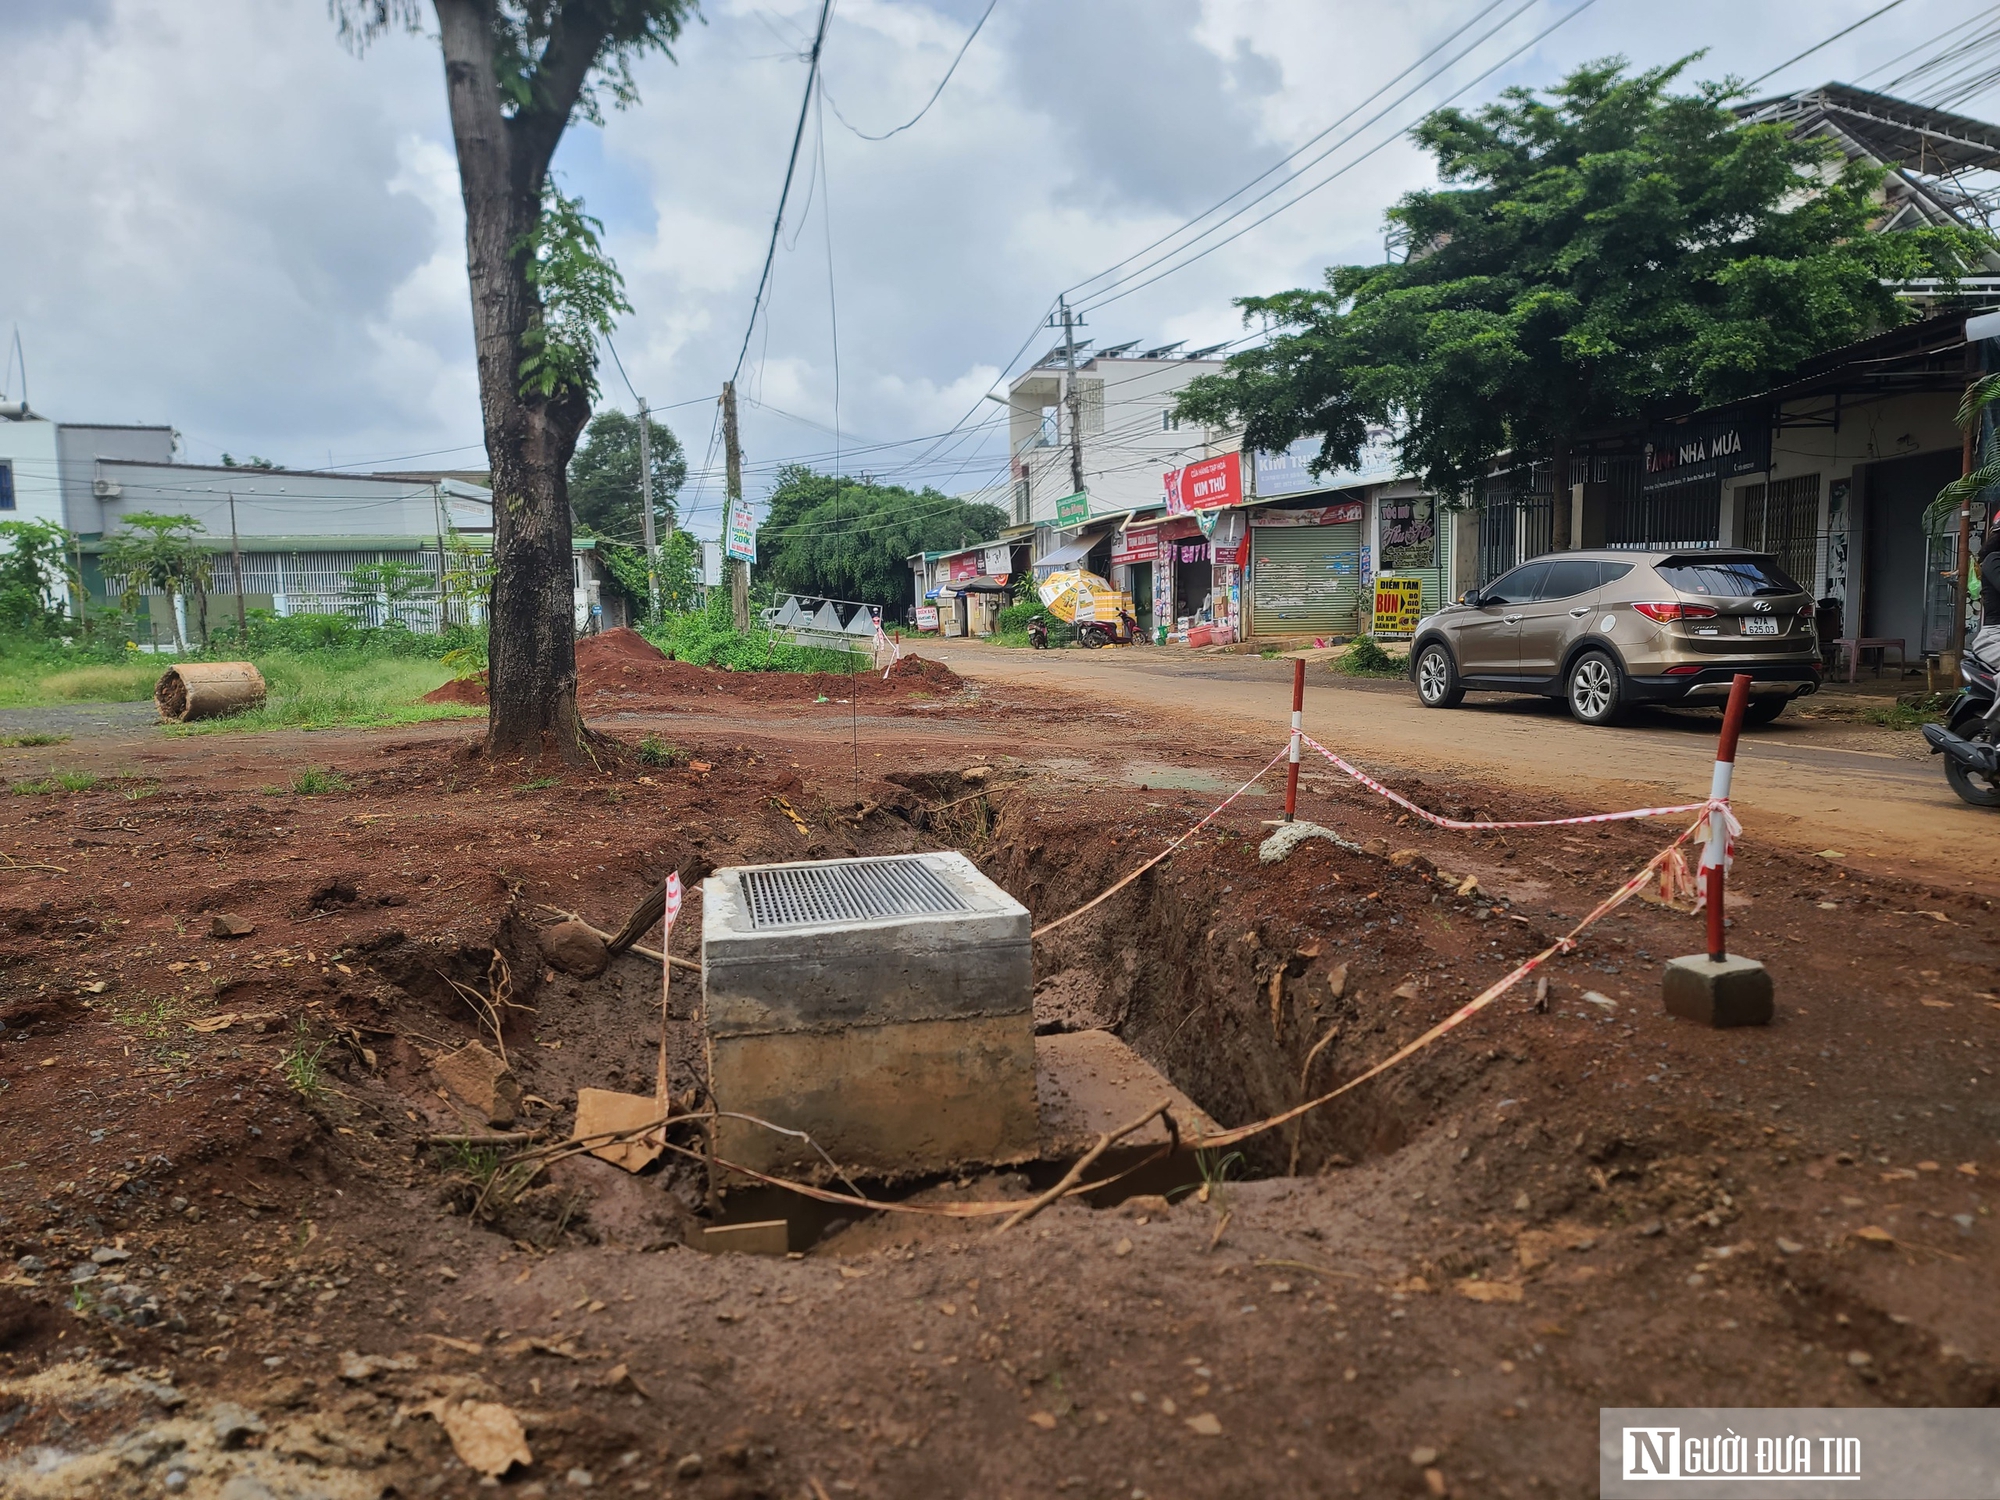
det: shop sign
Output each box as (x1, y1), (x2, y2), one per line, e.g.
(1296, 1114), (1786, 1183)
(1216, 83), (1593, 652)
(981, 544), (1011, 576)
(1164, 452), (1243, 512)
(1254, 429), (1401, 497)
(1248, 500), (1365, 527)
(948, 553), (981, 583)
(1373, 575), (1424, 635)
(1380, 495), (1437, 570)
(1112, 526), (1159, 565)
(1642, 412), (1770, 492)
(914, 605), (939, 630)
(1056, 491), (1090, 526)
(724, 497), (757, 563)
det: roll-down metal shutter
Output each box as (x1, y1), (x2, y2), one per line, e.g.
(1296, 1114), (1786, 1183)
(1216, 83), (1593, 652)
(1249, 522), (1362, 636)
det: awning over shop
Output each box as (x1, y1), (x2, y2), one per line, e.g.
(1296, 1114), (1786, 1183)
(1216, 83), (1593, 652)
(1033, 528), (1113, 575)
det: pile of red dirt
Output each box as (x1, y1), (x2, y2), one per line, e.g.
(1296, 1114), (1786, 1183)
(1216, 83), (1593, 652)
(421, 673), (488, 706)
(884, 652), (963, 689)
(576, 625), (669, 671)
(420, 628), (968, 714)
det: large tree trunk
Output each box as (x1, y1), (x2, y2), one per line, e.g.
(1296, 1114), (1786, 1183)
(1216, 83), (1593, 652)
(436, 0), (592, 764)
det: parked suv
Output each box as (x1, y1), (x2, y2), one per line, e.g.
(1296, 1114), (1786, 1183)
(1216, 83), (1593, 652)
(1407, 550), (1821, 726)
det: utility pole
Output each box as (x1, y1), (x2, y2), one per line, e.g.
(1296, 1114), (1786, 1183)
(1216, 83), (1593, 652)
(638, 401), (660, 620)
(1053, 296), (1087, 499)
(227, 490), (247, 641)
(723, 379), (749, 633)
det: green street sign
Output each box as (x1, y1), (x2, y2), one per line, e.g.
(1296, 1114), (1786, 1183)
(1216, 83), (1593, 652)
(1056, 491), (1089, 526)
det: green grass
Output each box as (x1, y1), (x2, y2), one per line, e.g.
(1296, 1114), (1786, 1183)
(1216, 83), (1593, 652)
(1, 733), (70, 747)
(641, 600), (870, 673)
(518, 775), (560, 791)
(281, 1022), (331, 1100)
(171, 655), (482, 735)
(9, 769), (99, 795)
(0, 659), (162, 707)
(291, 768), (350, 795)
(635, 733), (682, 767)
(1859, 697), (1949, 731)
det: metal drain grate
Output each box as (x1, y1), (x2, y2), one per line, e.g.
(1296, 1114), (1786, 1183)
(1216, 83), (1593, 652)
(741, 857), (969, 930)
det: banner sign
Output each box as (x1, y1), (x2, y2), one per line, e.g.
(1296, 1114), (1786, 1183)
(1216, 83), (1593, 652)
(1164, 452), (1243, 513)
(1248, 500), (1365, 527)
(914, 605), (939, 630)
(1372, 575), (1424, 635)
(1643, 412), (1770, 492)
(724, 497), (757, 563)
(1112, 526), (1159, 565)
(1254, 429), (1401, 497)
(948, 553), (981, 582)
(1056, 491), (1090, 526)
(1380, 495), (1438, 570)
(981, 544), (1011, 576)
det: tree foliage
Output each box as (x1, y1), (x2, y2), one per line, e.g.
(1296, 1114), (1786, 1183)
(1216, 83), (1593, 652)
(567, 407), (687, 541)
(100, 512), (211, 650)
(515, 183), (631, 401)
(0, 521), (79, 635)
(755, 466), (1006, 615)
(1176, 58), (1991, 500)
(597, 531), (700, 616)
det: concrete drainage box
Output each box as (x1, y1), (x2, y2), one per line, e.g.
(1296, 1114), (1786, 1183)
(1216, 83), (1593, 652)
(701, 852), (1036, 1179)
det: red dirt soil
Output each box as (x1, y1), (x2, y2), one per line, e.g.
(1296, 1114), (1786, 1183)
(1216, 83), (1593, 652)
(0, 678), (1994, 1498)
(422, 626), (964, 712)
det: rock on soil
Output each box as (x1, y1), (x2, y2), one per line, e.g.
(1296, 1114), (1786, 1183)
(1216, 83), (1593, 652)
(541, 917), (609, 977)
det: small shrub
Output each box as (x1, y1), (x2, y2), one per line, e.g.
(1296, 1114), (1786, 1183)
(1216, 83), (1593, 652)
(2, 733), (69, 747)
(291, 768), (350, 795)
(518, 775), (560, 790)
(1336, 636), (1404, 677)
(635, 733), (681, 767)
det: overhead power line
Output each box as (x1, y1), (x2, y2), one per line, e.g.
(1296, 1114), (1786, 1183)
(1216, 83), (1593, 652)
(732, 0), (837, 386)
(824, 0), (998, 140)
(1742, 0), (1912, 92)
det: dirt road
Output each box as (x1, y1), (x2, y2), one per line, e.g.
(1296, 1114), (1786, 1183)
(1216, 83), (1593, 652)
(0, 637), (1993, 1499)
(931, 639), (1995, 884)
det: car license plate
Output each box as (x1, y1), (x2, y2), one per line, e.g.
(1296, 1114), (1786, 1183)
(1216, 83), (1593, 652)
(1742, 616), (1779, 636)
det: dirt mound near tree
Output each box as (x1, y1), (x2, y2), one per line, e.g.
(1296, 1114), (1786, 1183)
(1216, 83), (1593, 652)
(576, 626), (669, 671)
(421, 673), (488, 706)
(884, 652), (962, 689)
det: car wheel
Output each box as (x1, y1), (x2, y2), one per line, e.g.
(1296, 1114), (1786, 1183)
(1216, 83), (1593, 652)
(1741, 696), (1786, 726)
(1566, 650), (1623, 725)
(1415, 642), (1463, 708)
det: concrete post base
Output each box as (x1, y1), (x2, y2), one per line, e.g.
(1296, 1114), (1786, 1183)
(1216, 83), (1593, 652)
(1662, 953), (1774, 1028)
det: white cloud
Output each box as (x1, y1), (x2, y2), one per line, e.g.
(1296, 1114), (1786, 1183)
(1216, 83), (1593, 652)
(1, 0), (1987, 520)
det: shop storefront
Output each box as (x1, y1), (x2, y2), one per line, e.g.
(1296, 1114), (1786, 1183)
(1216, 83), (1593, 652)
(1247, 500), (1366, 638)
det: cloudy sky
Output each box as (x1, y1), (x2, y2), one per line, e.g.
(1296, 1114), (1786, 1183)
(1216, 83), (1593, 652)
(2, 0), (1995, 539)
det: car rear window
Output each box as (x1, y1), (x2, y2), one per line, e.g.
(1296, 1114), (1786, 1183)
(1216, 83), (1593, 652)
(1656, 555), (1800, 597)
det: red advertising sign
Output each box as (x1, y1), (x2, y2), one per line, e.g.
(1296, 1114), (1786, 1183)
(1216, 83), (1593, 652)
(1249, 500), (1365, 527)
(947, 552), (981, 582)
(1164, 452), (1243, 513)
(1111, 526), (1159, 565)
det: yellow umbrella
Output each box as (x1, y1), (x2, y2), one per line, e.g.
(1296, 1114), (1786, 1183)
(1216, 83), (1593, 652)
(1037, 569), (1130, 625)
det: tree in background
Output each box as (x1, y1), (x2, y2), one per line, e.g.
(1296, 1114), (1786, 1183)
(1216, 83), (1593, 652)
(100, 512), (210, 651)
(0, 521), (80, 636)
(1176, 58), (1988, 531)
(334, 0), (697, 762)
(755, 465), (1006, 618)
(598, 530), (700, 617)
(568, 408), (687, 544)
(344, 559), (437, 629)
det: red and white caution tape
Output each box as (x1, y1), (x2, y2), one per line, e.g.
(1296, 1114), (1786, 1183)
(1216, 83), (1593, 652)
(1188, 812), (1711, 1151)
(1300, 731), (1742, 839)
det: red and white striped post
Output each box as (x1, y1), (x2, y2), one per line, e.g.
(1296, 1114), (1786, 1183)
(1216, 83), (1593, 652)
(1664, 669), (1771, 1027)
(1701, 674), (1753, 962)
(1284, 657), (1305, 823)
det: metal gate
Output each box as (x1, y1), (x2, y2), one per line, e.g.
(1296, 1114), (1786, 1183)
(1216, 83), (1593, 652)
(1249, 522), (1363, 636)
(1739, 474), (1821, 589)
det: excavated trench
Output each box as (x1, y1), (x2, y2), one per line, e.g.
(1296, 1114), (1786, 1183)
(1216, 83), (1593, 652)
(362, 764), (1536, 1251)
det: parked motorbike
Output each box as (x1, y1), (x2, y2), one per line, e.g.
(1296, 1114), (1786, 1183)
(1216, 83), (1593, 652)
(1028, 617), (1049, 650)
(1922, 643), (2000, 807)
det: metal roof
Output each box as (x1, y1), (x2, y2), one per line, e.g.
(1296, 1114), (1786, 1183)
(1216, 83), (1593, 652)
(1737, 83), (2000, 175)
